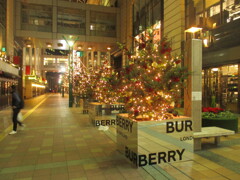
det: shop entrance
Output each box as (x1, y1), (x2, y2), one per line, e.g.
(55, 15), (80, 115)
(203, 64), (239, 113)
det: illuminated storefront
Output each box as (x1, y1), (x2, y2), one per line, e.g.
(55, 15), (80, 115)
(203, 64), (239, 112)
(25, 75), (46, 99)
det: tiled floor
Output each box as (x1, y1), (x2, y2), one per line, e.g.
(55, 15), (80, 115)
(0, 94), (239, 180)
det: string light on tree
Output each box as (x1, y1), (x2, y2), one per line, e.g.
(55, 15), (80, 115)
(118, 28), (190, 121)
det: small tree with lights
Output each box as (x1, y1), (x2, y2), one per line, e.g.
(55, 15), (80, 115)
(118, 28), (190, 121)
(93, 61), (121, 104)
(73, 60), (94, 99)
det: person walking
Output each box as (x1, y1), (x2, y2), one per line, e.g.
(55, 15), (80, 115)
(9, 85), (25, 135)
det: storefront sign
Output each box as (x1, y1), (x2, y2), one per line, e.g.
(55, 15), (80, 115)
(89, 102), (124, 127)
(116, 114), (193, 167)
(95, 119), (116, 126)
(116, 116), (133, 133)
(125, 146), (185, 167)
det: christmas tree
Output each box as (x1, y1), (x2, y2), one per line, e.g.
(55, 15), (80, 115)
(93, 61), (121, 104)
(118, 28), (190, 120)
(73, 60), (94, 99)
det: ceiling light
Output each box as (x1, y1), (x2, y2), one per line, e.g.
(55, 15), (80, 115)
(185, 27), (202, 33)
(46, 43), (52, 48)
(88, 47), (92, 50)
(107, 47), (111, 50)
(212, 68), (219, 72)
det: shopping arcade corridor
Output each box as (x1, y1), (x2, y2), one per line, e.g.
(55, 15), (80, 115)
(0, 94), (239, 180)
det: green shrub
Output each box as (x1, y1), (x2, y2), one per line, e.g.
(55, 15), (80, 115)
(202, 111), (237, 120)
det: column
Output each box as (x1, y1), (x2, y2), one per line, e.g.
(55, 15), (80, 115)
(97, 51), (101, 67)
(91, 51), (94, 69)
(29, 47), (32, 75)
(107, 52), (110, 65)
(238, 64), (240, 113)
(184, 39), (202, 151)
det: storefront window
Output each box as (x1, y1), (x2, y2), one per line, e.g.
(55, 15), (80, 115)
(0, 0), (6, 49)
(0, 0), (6, 27)
(0, 81), (6, 95)
(186, 0), (240, 50)
(203, 64), (239, 113)
(223, 0), (240, 23)
(58, 8), (86, 35)
(90, 11), (116, 37)
(21, 3), (52, 32)
(133, 0), (162, 36)
(187, 0), (240, 29)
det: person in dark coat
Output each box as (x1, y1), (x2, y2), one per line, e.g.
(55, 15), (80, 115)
(9, 85), (25, 135)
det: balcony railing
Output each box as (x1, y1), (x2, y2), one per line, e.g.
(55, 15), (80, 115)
(43, 63), (68, 72)
(59, 0), (118, 7)
(0, 61), (19, 76)
(204, 19), (240, 52)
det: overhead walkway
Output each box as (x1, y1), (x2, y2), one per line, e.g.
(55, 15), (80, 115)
(0, 94), (239, 180)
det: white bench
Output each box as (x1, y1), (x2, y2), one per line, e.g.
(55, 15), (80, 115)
(193, 127), (235, 150)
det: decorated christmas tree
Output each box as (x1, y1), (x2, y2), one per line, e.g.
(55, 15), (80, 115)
(118, 28), (190, 120)
(92, 61), (121, 104)
(73, 60), (94, 99)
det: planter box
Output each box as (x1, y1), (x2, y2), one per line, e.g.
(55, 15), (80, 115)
(116, 114), (193, 167)
(202, 117), (238, 132)
(88, 102), (125, 126)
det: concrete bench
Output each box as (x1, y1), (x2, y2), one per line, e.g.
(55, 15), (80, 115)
(193, 127), (235, 150)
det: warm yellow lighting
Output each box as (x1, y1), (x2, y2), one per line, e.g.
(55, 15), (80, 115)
(107, 47), (111, 50)
(155, 22), (161, 29)
(88, 47), (92, 50)
(28, 76), (36, 80)
(32, 84), (45, 88)
(68, 41), (74, 47)
(26, 44), (32, 48)
(46, 43), (52, 48)
(212, 68), (219, 72)
(60, 67), (66, 72)
(185, 27), (202, 33)
(77, 45), (82, 50)
(213, 23), (217, 28)
(203, 39), (209, 47)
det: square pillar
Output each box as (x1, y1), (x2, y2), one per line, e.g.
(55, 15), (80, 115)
(184, 39), (202, 150)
